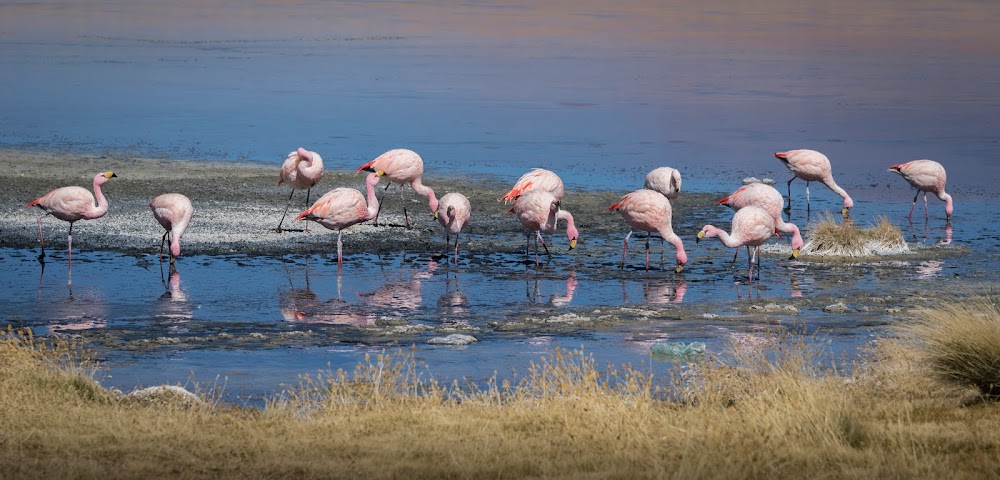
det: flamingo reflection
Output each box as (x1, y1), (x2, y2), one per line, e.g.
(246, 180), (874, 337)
(279, 264), (375, 326)
(359, 259), (437, 316)
(643, 277), (687, 304)
(436, 265), (469, 322)
(42, 290), (108, 333)
(526, 271), (577, 306)
(155, 270), (193, 324)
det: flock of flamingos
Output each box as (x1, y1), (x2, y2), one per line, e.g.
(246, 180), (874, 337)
(25, 148), (954, 284)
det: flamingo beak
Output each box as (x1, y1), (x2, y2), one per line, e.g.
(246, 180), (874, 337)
(376, 170), (385, 177)
(790, 249), (800, 260)
(433, 211), (439, 219)
(105, 171), (117, 178)
(569, 238), (577, 250)
(841, 207), (850, 218)
(675, 264), (684, 274)
(696, 231), (706, 243)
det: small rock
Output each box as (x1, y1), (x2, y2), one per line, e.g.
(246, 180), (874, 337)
(885, 307), (902, 314)
(123, 385), (204, 406)
(248, 332), (266, 339)
(824, 302), (850, 313)
(700, 313), (720, 319)
(742, 177), (761, 185)
(427, 334), (478, 346)
(763, 303), (799, 313)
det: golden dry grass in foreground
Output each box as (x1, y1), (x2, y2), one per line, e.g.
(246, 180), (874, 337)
(802, 214), (908, 257)
(2, 314), (999, 479)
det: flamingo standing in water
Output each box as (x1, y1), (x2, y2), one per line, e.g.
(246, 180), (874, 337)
(435, 192), (472, 260)
(150, 193), (194, 271)
(697, 205), (776, 280)
(499, 168), (565, 205)
(295, 172), (382, 269)
(717, 182), (802, 260)
(276, 147), (324, 232)
(644, 167), (682, 199)
(26, 171), (117, 285)
(608, 189), (687, 273)
(509, 190), (578, 266)
(774, 149), (853, 217)
(888, 160), (953, 222)
(355, 149), (437, 229)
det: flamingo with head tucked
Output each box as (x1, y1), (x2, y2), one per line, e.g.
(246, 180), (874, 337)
(608, 189), (687, 273)
(276, 147), (324, 232)
(774, 149), (853, 217)
(296, 172), (382, 269)
(644, 167), (682, 199)
(509, 190), (578, 266)
(499, 168), (565, 205)
(888, 160), (953, 222)
(150, 193), (194, 270)
(355, 149), (436, 229)
(26, 171), (117, 284)
(717, 182), (802, 259)
(435, 192), (472, 260)
(697, 205), (776, 280)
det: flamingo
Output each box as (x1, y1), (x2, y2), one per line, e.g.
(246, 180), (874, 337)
(26, 171), (117, 285)
(499, 168), (565, 205)
(435, 192), (472, 260)
(295, 172), (381, 269)
(717, 182), (803, 259)
(644, 167), (682, 199)
(608, 189), (687, 273)
(888, 160), (953, 222)
(355, 149), (437, 229)
(508, 190), (578, 266)
(149, 193), (194, 270)
(697, 205), (776, 280)
(276, 147), (324, 232)
(774, 149), (853, 216)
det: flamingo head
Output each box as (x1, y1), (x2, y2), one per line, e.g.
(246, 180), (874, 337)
(296, 147), (312, 162)
(675, 247), (688, 274)
(671, 170), (682, 193)
(566, 223), (578, 250)
(696, 225), (718, 243)
(95, 171), (116, 184)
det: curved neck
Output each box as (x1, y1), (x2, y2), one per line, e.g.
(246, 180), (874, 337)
(86, 178), (110, 220)
(557, 210), (577, 240)
(170, 219), (190, 257)
(663, 233), (687, 264)
(365, 173), (381, 220)
(775, 220), (804, 250)
(298, 150), (323, 177)
(713, 229), (743, 248)
(823, 179), (853, 208)
(941, 192), (953, 216)
(411, 179), (438, 213)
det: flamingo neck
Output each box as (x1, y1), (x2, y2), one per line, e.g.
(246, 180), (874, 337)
(941, 192), (953, 217)
(776, 220), (804, 250)
(664, 232), (687, 265)
(713, 228), (744, 248)
(557, 210), (578, 241)
(824, 179), (854, 209)
(298, 153), (323, 179)
(411, 179), (438, 213)
(86, 178), (110, 220)
(170, 217), (190, 258)
(365, 173), (381, 220)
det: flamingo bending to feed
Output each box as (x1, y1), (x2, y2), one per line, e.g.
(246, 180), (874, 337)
(774, 149), (853, 216)
(435, 192), (472, 260)
(888, 160), (953, 222)
(26, 171), (117, 284)
(499, 168), (565, 205)
(509, 190), (578, 266)
(295, 172), (382, 269)
(644, 167), (682, 199)
(276, 147), (324, 232)
(150, 193), (194, 270)
(608, 189), (687, 273)
(697, 205), (776, 280)
(355, 149), (437, 229)
(717, 182), (802, 259)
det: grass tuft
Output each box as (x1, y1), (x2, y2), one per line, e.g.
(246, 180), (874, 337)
(802, 214), (908, 257)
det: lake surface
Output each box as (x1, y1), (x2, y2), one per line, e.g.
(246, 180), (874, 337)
(1, 1), (999, 403)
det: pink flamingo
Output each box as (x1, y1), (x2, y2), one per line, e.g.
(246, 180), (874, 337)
(355, 149), (437, 229)
(150, 193), (194, 270)
(888, 160), (953, 222)
(26, 171), (117, 285)
(276, 147), (324, 232)
(608, 189), (687, 273)
(295, 172), (381, 269)
(697, 205), (776, 280)
(774, 149), (853, 216)
(644, 167), (682, 199)
(435, 192), (472, 260)
(508, 190), (578, 265)
(717, 182), (803, 259)
(499, 168), (565, 205)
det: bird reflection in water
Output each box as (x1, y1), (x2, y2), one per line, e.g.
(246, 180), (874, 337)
(43, 289), (108, 334)
(643, 277), (686, 304)
(156, 270), (193, 328)
(359, 259), (437, 317)
(526, 271), (577, 306)
(279, 264), (375, 326)
(915, 260), (944, 280)
(908, 218), (953, 246)
(436, 262), (469, 323)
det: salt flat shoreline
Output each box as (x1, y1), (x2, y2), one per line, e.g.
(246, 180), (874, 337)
(0, 149), (720, 258)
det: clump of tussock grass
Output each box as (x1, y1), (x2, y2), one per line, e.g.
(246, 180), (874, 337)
(903, 295), (1000, 398)
(802, 214), (908, 257)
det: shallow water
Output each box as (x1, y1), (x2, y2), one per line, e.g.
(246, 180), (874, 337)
(1, 1), (999, 403)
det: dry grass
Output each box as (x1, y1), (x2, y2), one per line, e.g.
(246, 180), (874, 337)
(802, 214), (909, 257)
(2, 315), (1000, 479)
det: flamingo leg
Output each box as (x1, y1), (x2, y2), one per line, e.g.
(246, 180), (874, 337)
(748, 245), (757, 282)
(453, 232), (460, 262)
(67, 223), (73, 286)
(805, 181), (811, 212)
(336, 230), (344, 271)
(908, 189), (919, 220)
(36, 215), (48, 261)
(400, 185), (411, 229)
(159, 231), (168, 264)
(537, 231), (551, 261)
(923, 192), (930, 220)
(621, 230), (633, 269)
(785, 176), (796, 210)
(644, 233), (651, 271)
(304, 188), (311, 233)
(276, 189), (296, 232)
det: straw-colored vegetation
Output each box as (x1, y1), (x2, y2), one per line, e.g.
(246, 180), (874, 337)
(802, 214), (909, 257)
(3, 301), (1000, 479)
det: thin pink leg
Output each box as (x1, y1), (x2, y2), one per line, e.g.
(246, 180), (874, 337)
(908, 190), (919, 220)
(67, 228), (73, 287)
(923, 192), (929, 220)
(36, 215), (47, 259)
(644, 233), (650, 271)
(336, 230), (344, 271)
(621, 231), (632, 269)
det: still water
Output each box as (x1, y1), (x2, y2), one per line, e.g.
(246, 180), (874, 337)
(1, 1), (999, 402)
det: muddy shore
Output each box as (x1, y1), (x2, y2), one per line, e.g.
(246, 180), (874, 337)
(0, 149), (726, 260)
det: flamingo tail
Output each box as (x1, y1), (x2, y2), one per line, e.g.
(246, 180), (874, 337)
(715, 196), (730, 205)
(608, 199), (626, 211)
(26, 198), (42, 208)
(499, 181), (533, 203)
(355, 160), (377, 174)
